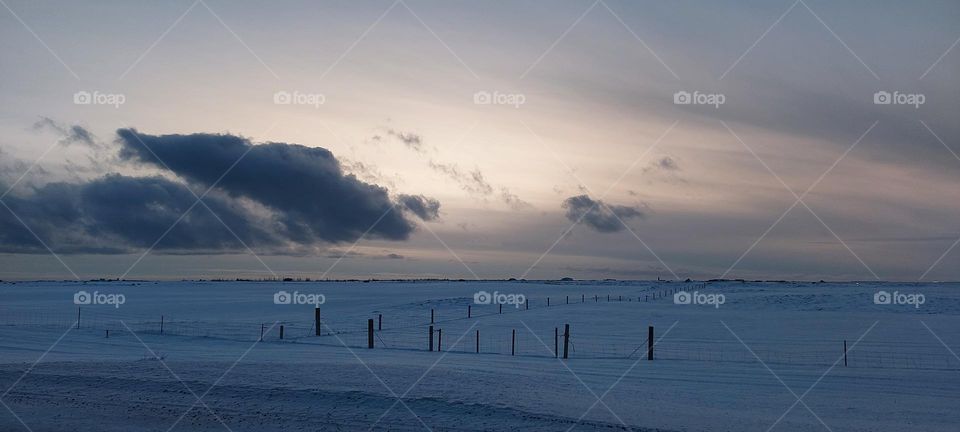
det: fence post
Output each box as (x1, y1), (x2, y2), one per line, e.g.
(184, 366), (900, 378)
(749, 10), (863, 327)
(280, 325), (284, 340)
(582, 294), (584, 303)
(160, 315), (164, 334)
(554, 327), (558, 358)
(438, 328), (443, 351)
(595, 295), (598, 302)
(511, 329), (516, 356)
(76, 307), (81, 329)
(315, 307), (322, 336)
(547, 297), (550, 307)
(476, 329), (480, 353)
(607, 295), (610, 302)
(499, 304), (502, 314)
(566, 296), (569, 304)
(843, 340), (848, 367)
(619, 295), (622, 302)
(260, 323), (264, 341)
(563, 324), (570, 359)
(105, 329), (109, 338)
(379, 314), (382, 330)
(468, 305), (471, 318)
(647, 326), (654, 360)
(368, 319), (374, 349)
(431, 309), (434, 324)
(429, 325), (434, 351)
(525, 300), (529, 310)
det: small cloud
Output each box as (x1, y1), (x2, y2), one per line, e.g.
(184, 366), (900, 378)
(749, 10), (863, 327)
(562, 194), (646, 233)
(642, 156), (680, 174)
(387, 129), (424, 152)
(33, 117), (98, 147)
(500, 187), (532, 210)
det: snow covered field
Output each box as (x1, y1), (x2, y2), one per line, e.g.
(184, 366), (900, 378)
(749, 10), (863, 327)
(0, 280), (958, 431)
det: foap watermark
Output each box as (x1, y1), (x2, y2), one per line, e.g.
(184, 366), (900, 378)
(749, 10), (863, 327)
(673, 290), (725, 308)
(74, 290), (125, 308)
(274, 290), (326, 306)
(73, 90), (126, 108)
(874, 290), (925, 308)
(473, 90), (526, 108)
(673, 90), (725, 108)
(873, 91), (925, 108)
(273, 90), (325, 108)
(474, 290), (526, 308)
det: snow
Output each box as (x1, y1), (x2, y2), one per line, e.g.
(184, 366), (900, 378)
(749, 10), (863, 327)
(0, 280), (958, 431)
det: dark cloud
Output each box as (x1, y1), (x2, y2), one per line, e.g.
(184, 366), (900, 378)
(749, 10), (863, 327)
(33, 117), (98, 147)
(562, 194), (646, 233)
(116, 129), (428, 244)
(0, 129), (439, 254)
(428, 161), (493, 196)
(397, 194), (440, 221)
(0, 174), (278, 254)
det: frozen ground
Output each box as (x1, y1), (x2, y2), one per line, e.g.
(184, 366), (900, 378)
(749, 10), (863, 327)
(0, 280), (958, 431)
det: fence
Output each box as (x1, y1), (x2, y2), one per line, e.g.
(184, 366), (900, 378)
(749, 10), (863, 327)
(2, 283), (957, 371)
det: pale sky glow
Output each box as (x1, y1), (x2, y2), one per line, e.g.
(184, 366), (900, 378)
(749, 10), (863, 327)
(0, 0), (958, 281)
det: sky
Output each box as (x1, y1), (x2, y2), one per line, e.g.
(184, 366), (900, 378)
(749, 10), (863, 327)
(0, 0), (958, 281)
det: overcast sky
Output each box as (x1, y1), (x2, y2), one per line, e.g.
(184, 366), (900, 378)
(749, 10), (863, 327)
(0, 0), (958, 281)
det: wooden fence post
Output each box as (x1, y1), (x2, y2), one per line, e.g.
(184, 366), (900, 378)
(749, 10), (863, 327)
(619, 295), (622, 302)
(647, 326), (654, 360)
(468, 305), (471, 318)
(260, 323), (264, 341)
(563, 324), (570, 359)
(160, 315), (164, 334)
(429, 325), (434, 351)
(105, 329), (109, 338)
(566, 296), (569, 304)
(554, 327), (558, 358)
(511, 329), (516, 356)
(438, 328), (443, 351)
(547, 297), (550, 306)
(476, 329), (480, 353)
(431, 309), (434, 324)
(582, 294), (585, 303)
(379, 314), (382, 330)
(844, 340), (848, 367)
(315, 307), (322, 336)
(279, 325), (284, 340)
(368, 319), (374, 348)
(76, 307), (81, 329)
(499, 304), (502, 314)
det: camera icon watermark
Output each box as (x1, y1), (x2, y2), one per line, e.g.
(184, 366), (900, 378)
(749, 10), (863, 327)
(873, 91), (924, 108)
(673, 290), (724, 308)
(73, 290), (125, 308)
(473, 90), (526, 108)
(474, 290), (526, 308)
(873, 290), (924, 308)
(73, 90), (126, 108)
(273, 90), (325, 108)
(673, 90), (725, 108)
(273, 290), (325, 306)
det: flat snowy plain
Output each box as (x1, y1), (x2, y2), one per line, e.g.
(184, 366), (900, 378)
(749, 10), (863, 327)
(0, 280), (957, 431)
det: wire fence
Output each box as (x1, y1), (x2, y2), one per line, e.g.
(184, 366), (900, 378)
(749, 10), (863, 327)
(2, 283), (957, 370)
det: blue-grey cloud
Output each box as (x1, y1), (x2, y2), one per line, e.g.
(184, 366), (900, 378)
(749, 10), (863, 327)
(562, 195), (646, 233)
(397, 194), (440, 221)
(116, 129), (427, 244)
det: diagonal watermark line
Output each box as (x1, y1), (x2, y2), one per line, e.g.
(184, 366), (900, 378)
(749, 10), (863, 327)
(318, 0), (401, 81)
(199, 0), (280, 80)
(0, 321), (75, 432)
(919, 34), (960, 80)
(599, 0), (679, 80)
(0, 200), (80, 280)
(798, 0), (879, 80)
(754, 320), (878, 432)
(321, 322), (433, 432)
(518, 119), (680, 280)
(518, 320), (630, 428)
(417, 220), (480, 280)
(520, 0), (601, 80)
(0, 399), (33, 432)
(719, 0), (800, 80)
(119, 321), (237, 432)
(920, 321), (960, 362)
(564, 321), (679, 431)
(921, 235), (960, 281)
(367, 321), (479, 431)
(119, 0), (201, 81)
(160, 320), (279, 432)
(399, 0), (480, 80)
(719, 120), (879, 280)
(116, 123), (275, 279)
(0, 0), (80, 80)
